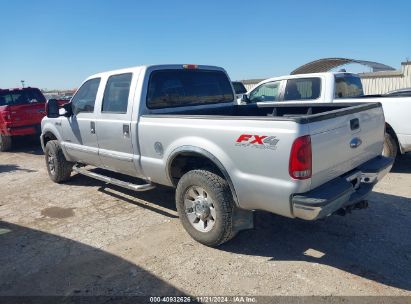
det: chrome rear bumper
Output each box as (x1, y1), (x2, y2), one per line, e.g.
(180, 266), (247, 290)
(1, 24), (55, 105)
(292, 156), (394, 221)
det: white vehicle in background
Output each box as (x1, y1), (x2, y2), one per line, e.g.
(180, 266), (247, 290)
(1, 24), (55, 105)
(241, 72), (411, 159)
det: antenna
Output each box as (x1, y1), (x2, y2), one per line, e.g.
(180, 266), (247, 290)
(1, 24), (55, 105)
(21, 80), (25, 88)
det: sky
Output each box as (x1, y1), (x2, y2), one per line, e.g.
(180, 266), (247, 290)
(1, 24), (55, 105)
(0, 0), (410, 89)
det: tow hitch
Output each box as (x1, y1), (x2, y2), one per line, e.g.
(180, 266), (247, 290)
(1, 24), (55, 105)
(334, 200), (369, 216)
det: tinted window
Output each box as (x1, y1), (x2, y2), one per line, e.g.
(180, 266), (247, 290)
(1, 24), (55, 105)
(249, 81), (281, 103)
(102, 73), (132, 113)
(147, 70), (234, 109)
(0, 88), (46, 106)
(71, 78), (100, 115)
(232, 82), (247, 94)
(284, 78), (321, 101)
(334, 75), (364, 98)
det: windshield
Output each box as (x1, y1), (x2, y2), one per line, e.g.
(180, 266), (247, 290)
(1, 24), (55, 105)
(0, 88), (46, 106)
(232, 82), (247, 94)
(334, 74), (364, 98)
(147, 69), (234, 109)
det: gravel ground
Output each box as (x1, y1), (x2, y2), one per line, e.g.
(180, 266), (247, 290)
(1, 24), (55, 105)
(0, 139), (410, 296)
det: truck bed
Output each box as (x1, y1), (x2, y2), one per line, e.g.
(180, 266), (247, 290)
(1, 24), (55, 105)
(143, 102), (380, 124)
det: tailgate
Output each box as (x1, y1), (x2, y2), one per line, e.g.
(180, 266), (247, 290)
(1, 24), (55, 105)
(8, 103), (46, 127)
(309, 104), (385, 189)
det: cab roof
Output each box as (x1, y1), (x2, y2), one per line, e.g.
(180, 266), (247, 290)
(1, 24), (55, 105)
(85, 64), (226, 81)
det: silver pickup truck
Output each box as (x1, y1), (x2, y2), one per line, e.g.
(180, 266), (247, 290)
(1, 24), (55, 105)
(41, 64), (393, 246)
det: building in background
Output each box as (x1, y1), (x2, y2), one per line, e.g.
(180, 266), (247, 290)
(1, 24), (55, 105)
(241, 78), (265, 91)
(360, 61), (411, 95)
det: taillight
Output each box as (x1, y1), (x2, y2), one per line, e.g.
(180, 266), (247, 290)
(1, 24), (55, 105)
(1, 108), (12, 122)
(289, 135), (312, 180)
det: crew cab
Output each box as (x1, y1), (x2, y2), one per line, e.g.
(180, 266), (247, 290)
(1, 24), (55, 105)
(41, 65), (393, 246)
(241, 72), (411, 158)
(0, 87), (46, 151)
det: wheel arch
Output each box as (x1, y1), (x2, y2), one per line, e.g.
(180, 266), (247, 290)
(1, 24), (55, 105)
(385, 122), (402, 154)
(42, 130), (58, 145)
(40, 125), (72, 160)
(166, 146), (239, 206)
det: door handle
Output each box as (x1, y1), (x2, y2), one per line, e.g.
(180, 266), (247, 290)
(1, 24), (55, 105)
(90, 121), (96, 134)
(123, 124), (130, 137)
(350, 118), (360, 131)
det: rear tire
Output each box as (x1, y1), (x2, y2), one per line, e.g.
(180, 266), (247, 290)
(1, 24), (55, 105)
(176, 169), (236, 247)
(45, 140), (73, 183)
(0, 135), (12, 152)
(383, 132), (398, 159)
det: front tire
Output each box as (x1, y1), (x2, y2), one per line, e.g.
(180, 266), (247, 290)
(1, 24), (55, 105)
(176, 170), (236, 247)
(44, 140), (73, 183)
(0, 135), (12, 152)
(383, 132), (398, 159)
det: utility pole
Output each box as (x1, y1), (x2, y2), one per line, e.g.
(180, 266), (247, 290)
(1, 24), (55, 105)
(21, 80), (25, 88)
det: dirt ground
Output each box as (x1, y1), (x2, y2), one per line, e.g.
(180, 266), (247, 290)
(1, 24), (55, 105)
(0, 139), (410, 297)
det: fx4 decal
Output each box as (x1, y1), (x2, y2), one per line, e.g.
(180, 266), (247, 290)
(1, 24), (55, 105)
(235, 134), (279, 150)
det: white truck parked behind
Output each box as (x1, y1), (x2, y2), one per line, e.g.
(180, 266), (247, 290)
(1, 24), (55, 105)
(241, 72), (411, 158)
(41, 65), (392, 246)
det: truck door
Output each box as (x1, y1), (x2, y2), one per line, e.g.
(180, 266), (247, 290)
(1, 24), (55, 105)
(60, 78), (102, 167)
(95, 72), (140, 177)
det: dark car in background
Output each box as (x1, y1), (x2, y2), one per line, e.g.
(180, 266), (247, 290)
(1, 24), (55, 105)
(232, 81), (247, 100)
(0, 87), (46, 151)
(384, 88), (411, 97)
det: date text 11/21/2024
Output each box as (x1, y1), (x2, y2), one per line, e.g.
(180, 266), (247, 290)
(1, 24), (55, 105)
(149, 296), (257, 303)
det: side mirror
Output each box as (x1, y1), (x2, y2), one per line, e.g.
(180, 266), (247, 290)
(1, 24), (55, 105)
(46, 99), (59, 118)
(62, 102), (73, 117)
(241, 94), (250, 104)
(46, 99), (73, 118)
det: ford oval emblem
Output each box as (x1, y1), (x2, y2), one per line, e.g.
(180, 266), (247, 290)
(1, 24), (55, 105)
(350, 137), (362, 149)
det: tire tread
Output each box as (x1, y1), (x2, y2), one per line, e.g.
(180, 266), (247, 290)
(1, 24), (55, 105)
(176, 169), (236, 246)
(0, 135), (12, 152)
(45, 140), (73, 183)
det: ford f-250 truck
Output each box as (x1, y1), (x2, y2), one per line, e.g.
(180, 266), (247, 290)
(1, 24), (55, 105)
(0, 87), (47, 151)
(41, 64), (393, 246)
(241, 72), (411, 159)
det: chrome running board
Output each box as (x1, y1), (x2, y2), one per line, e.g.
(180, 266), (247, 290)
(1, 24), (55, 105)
(73, 165), (155, 192)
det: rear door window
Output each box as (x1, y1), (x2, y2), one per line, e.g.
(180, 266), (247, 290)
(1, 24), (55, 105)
(284, 78), (321, 101)
(147, 69), (234, 109)
(102, 73), (132, 113)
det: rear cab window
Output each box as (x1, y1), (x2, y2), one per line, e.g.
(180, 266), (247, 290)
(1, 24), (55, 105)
(334, 74), (364, 98)
(0, 88), (46, 106)
(146, 69), (234, 109)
